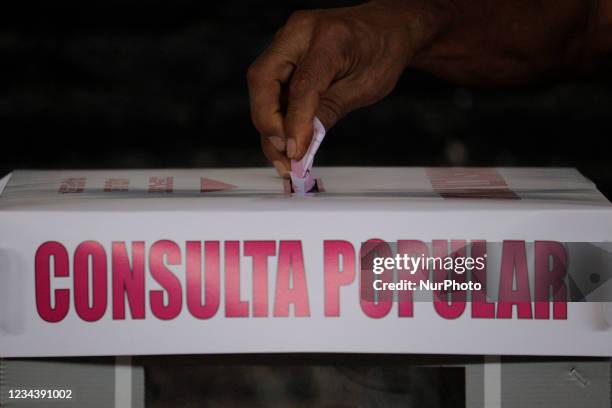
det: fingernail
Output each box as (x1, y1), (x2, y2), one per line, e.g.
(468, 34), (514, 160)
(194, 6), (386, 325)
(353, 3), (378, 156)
(268, 136), (285, 151)
(273, 160), (289, 177)
(287, 139), (297, 159)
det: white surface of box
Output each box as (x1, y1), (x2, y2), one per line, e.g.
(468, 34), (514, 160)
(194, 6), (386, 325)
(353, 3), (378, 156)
(1, 167), (612, 357)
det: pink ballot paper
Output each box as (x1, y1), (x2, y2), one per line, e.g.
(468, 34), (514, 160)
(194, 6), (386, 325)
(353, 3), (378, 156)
(290, 117), (326, 193)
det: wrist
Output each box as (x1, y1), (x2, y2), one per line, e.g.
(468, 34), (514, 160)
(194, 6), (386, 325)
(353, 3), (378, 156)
(364, 0), (452, 67)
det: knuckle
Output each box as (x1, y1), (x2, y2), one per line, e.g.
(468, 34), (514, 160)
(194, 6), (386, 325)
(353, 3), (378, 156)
(317, 19), (352, 42)
(251, 115), (277, 136)
(287, 10), (317, 28)
(273, 25), (288, 40)
(246, 62), (263, 83)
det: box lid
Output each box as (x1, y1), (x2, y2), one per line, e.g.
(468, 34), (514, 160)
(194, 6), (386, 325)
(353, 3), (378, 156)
(0, 167), (609, 212)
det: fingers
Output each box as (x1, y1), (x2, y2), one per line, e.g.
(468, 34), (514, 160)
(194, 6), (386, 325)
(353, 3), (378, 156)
(261, 134), (291, 178)
(247, 52), (295, 147)
(284, 47), (338, 160)
(248, 12), (317, 169)
(249, 10), (362, 165)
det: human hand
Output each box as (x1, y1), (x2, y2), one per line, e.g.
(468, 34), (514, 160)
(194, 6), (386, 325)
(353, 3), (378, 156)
(247, 1), (436, 177)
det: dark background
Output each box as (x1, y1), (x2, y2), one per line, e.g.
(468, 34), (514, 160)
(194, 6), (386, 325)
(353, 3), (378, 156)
(1, 3), (610, 405)
(2, 0), (611, 199)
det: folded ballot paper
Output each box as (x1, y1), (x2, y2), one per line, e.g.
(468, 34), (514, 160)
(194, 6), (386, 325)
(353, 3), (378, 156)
(1, 167), (612, 358)
(290, 117), (326, 193)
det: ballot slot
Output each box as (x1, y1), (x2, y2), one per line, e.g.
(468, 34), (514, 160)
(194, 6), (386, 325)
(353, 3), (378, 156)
(285, 178), (324, 194)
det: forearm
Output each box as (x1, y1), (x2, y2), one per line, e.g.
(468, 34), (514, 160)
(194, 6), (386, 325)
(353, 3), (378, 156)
(250, 0), (610, 169)
(372, 0), (611, 85)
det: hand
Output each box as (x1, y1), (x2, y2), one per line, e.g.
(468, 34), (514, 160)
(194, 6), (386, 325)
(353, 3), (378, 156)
(247, 1), (436, 177)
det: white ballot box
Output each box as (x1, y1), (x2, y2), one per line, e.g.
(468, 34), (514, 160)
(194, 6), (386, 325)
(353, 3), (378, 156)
(1, 167), (612, 358)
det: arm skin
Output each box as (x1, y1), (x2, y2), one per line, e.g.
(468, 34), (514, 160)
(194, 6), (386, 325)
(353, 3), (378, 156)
(247, 0), (612, 177)
(410, 0), (610, 84)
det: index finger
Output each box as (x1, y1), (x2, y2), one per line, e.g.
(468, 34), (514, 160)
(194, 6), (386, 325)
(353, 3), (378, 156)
(285, 47), (338, 159)
(247, 50), (294, 141)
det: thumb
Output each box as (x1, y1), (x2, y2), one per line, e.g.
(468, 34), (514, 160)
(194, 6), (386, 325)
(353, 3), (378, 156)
(315, 80), (358, 132)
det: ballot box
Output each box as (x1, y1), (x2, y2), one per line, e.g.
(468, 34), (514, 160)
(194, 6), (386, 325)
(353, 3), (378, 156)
(1, 167), (612, 407)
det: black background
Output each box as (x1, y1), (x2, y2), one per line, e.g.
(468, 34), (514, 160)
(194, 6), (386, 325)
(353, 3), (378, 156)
(2, 0), (611, 197)
(1, 3), (610, 405)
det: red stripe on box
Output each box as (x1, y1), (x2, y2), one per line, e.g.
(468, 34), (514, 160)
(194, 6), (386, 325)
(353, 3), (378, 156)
(200, 178), (237, 192)
(426, 168), (519, 200)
